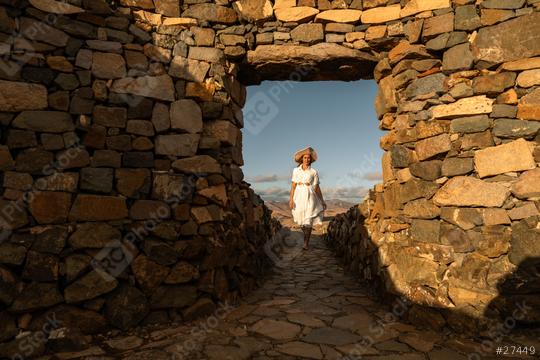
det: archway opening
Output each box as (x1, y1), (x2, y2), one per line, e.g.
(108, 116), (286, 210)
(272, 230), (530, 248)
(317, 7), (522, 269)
(242, 80), (383, 230)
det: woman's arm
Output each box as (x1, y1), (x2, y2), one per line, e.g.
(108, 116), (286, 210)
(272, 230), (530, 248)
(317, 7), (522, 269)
(289, 182), (297, 209)
(315, 184), (327, 210)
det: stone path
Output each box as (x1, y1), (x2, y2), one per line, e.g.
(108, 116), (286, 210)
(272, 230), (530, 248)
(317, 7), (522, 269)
(51, 227), (539, 360)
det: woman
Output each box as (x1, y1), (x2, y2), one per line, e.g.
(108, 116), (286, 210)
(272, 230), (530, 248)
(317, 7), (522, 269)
(289, 146), (327, 250)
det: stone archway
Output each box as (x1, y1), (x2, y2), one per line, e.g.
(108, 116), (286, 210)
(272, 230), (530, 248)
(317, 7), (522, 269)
(0, 0), (540, 351)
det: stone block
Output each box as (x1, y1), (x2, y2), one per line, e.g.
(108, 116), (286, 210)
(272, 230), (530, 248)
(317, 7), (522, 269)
(474, 139), (535, 178)
(433, 176), (510, 207)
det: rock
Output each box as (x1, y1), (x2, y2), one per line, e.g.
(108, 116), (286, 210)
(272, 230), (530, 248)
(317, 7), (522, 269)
(132, 255), (169, 292)
(250, 319), (301, 340)
(243, 43), (377, 84)
(150, 286), (198, 309)
(442, 43), (474, 71)
(115, 168), (150, 198)
(432, 96), (494, 119)
(491, 104), (517, 118)
(80, 167), (114, 193)
(472, 12), (540, 64)
(398, 332), (437, 352)
(433, 176), (510, 207)
(511, 168), (540, 199)
(155, 134), (200, 156)
(410, 219), (441, 242)
(481, 9), (514, 26)
(170, 100), (203, 133)
(105, 285), (149, 330)
(130, 200), (170, 220)
(165, 261), (200, 284)
(302, 327), (361, 346)
(0, 81), (48, 112)
(154, 0), (180, 16)
(501, 57), (540, 71)
(509, 219), (540, 265)
(517, 88), (540, 120)
(10, 282), (63, 312)
(32, 226), (68, 254)
(183, 4), (237, 24)
(69, 195), (128, 221)
(403, 198), (441, 219)
(0, 313), (17, 342)
(20, 17), (69, 47)
(400, 0), (450, 17)
(92, 52), (126, 79)
(440, 207), (482, 230)
(482, 208), (511, 226)
(507, 202), (538, 220)
(12, 111), (75, 133)
(409, 160), (442, 180)
(290, 23), (324, 44)
(455, 5), (481, 31)
(450, 115), (491, 133)
(461, 130), (494, 150)
(474, 139), (535, 178)
(29, 191), (71, 224)
(22, 250), (59, 281)
(516, 69), (540, 88)
(493, 119), (540, 139)
(169, 56), (210, 82)
(16, 148), (54, 174)
(473, 72), (516, 96)
(233, 0), (273, 22)
(182, 298), (216, 321)
(69, 223), (121, 249)
(423, 12), (454, 38)
(441, 157), (474, 176)
(276, 341), (323, 359)
(375, 75), (397, 118)
(152, 173), (189, 200)
(481, 0), (526, 9)
(104, 335), (144, 351)
(415, 134), (451, 160)
(64, 269), (118, 303)
(172, 155), (222, 174)
(404, 73), (447, 99)
(111, 75), (175, 102)
(191, 205), (223, 223)
(203, 120), (240, 146)
(361, 4), (400, 24)
(390, 144), (412, 168)
(274, 6), (319, 22)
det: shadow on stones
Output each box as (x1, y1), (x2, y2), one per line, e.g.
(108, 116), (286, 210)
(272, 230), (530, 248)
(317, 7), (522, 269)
(325, 207), (540, 342)
(485, 257), (540, 328)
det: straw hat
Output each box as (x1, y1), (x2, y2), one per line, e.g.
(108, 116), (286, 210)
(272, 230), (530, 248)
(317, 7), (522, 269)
(294, 146), (318, 163)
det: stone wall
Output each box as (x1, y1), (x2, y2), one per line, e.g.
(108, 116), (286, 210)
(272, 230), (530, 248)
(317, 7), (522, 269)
(323, 0), (540, 332)
(0, 0), (540, 351)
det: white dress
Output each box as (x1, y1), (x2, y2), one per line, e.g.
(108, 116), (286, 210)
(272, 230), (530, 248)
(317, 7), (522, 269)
(291, 165), (324, 227)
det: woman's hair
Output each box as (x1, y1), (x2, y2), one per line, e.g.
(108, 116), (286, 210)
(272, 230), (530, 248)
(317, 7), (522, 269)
(296, 153), (312, 165)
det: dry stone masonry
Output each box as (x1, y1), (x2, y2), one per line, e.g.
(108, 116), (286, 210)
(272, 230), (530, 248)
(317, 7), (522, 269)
(0, 0), (539, 355)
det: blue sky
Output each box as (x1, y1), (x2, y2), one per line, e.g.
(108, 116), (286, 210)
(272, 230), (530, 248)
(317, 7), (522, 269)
(241, 80), (384, 203)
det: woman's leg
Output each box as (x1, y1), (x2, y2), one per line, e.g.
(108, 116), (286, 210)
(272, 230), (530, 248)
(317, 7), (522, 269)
(302, 225), (312, 249)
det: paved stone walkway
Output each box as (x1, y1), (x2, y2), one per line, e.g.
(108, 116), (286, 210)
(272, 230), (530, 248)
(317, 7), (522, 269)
(51, 228), (539, 360)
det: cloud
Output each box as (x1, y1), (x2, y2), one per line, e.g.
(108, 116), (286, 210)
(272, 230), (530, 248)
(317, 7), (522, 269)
(362, 171), (382, 181)
(346, 171), (382, 182)
(254, 186), (290, 198)
(322, 186), (368, 201)
(248, 173), (290, 183)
